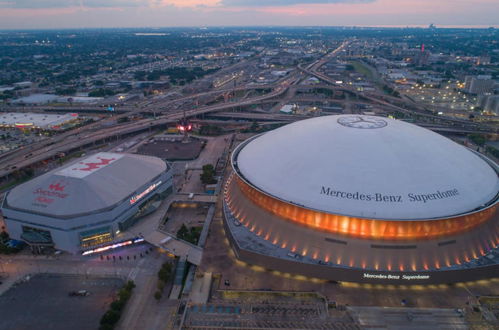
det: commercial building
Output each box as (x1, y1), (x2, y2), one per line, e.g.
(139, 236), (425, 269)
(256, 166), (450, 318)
(223, 115), (499, 284)
(479, 95), (499, 115)
(0, 112), (79, 130)
(1, 152), (173, 253)
(279, 104), (295, 114)
(464, 75), (497, 95)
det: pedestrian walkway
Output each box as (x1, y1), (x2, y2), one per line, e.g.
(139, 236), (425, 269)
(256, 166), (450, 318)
(170, 256), (187, 299)
(189, 272), (212, 304)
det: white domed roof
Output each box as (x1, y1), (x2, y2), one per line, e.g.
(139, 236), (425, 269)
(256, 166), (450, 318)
(235, 115), (498, 220)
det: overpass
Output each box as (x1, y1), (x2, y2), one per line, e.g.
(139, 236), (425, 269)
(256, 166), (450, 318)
(208, 111), (309, 122)
(209, 111), (493, 135)
(0, 83), (290, 179)
(299, 64), (498, 135)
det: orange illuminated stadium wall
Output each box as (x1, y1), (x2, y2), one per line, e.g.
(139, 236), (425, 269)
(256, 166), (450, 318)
(234, 175), (496, 241)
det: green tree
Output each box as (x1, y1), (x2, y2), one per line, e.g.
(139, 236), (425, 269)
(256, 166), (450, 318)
(117, 117), (130, 123)
(249, 121), (259, 132)
(469, 134), (486, 147)
(158, 262), (172, 283)
(100, 310), (120, 327)
(177, 224), (189, 241)
(110, 300), (125, 312)
(200, 164), (217, 184)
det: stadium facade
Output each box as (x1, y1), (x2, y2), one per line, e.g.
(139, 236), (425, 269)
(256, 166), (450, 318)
(223, 115), (499, 284)
(1, 152), (173, 253)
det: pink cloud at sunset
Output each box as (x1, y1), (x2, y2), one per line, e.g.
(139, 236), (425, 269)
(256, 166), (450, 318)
(215, 0), (498, 16)
(0, 0), (497, 29)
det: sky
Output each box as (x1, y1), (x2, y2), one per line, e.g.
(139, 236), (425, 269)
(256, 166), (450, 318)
(0, 0), (497, 30)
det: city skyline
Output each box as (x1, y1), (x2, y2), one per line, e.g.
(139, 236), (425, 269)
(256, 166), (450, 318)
(0, 0), (498, 30)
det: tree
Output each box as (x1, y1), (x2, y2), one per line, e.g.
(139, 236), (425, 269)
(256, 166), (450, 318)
(100, 310), (120, 327)
(177, 224), (189, 241)
(134, 71), (146, 80)
(486, 146), (499, 158)
(158, 262), (172, 283)
(199, 125), (222, 136)
(110, 300), (125, 312)
(0, 231), (8, 242)
(55, 88), (76, 95)
(147, 71), (161, 81)
(176, 225), (201, 245)
(125, 281), (136, 290)
(249, 121), (259, 132)
(200, 164), (217, 184)
(89, 88), (116, 97)
(154, 291), (162, 301)
(469, 134), (486, 147)
(118, 289), (131, 302)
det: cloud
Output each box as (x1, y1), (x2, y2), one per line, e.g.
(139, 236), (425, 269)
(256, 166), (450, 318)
(0, 0), (374, 10)
(0, 0), (163, 8)
(221, 0), (373, 6)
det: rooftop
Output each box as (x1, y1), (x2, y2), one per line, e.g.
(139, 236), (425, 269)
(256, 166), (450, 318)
(5, 152), (167, 218)
(234, 115), (499, 220)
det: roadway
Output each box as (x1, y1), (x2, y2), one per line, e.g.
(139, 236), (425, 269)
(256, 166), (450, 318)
(1, 41), (496, 179)
(0, 82), (289, 178)
(298, 53), (498, 135)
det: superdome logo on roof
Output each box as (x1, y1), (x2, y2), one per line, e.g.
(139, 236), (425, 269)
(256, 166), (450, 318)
(56, 153), (124, 179)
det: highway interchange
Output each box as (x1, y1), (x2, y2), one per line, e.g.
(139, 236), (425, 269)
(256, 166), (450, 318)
(0, 41), (497, 180)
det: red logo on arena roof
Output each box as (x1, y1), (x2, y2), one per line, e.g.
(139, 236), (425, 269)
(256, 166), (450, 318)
(49, 182), (66, 192)
(74, 157), (116, 172)
(35, 196), (54, 204)
(33, 180), (69, 200)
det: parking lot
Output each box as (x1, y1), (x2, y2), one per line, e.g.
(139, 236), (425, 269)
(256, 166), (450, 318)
(137, 137), (203, 160)
(184, 294), (358, 329)
(0, 274), (123, 330)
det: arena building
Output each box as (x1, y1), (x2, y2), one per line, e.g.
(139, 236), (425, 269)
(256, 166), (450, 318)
(1, 152), (173, 253)
(223, 115), (499, 284)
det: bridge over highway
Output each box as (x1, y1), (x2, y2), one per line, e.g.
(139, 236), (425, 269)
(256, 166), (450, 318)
(0, 83), (290, 179)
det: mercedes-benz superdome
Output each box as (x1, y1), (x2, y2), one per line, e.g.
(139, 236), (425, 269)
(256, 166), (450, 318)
(1, 152), (173, 253)
(223, 115), (499, 284)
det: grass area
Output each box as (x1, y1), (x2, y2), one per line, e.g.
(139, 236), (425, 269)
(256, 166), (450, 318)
(0, 231), (22, 254)
(349, 61), (375, 80)
(57, 151), (86, 164)
(58, 143), (108, 165)
(349, 60), (393, 93)
(479, 296), (499, 306)
(0, 176), (31, 192)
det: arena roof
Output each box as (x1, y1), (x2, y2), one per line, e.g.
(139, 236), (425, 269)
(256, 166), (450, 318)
(5, 152), (167, 218)
(234, 115), (499, 220)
